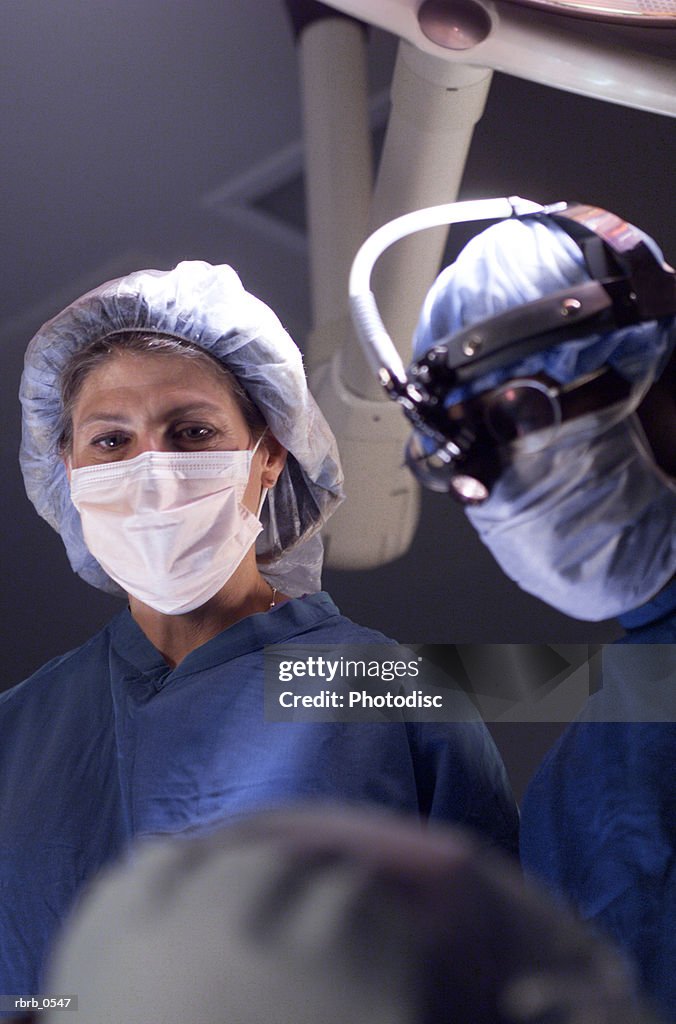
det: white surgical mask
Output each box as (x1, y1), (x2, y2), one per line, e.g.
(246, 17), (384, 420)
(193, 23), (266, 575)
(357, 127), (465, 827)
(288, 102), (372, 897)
(466, 414), (676, 621)
(69, 439), (266, 615)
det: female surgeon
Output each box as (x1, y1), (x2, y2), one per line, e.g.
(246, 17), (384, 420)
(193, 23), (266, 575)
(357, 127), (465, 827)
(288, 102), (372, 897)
(0, 261), (518, 1000)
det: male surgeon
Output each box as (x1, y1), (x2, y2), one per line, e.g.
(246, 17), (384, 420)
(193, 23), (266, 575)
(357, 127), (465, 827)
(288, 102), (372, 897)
(408, 206), (675, 1020)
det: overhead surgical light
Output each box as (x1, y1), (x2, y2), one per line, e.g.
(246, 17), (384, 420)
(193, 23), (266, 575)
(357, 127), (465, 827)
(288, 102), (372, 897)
(323, 0), (676, 115)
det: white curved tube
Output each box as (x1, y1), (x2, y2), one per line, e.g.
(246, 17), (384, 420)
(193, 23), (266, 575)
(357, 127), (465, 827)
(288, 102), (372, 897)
(348, 196), (543, 383)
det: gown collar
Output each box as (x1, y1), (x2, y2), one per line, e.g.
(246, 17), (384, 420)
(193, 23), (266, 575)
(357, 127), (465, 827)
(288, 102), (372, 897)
(107, 592), (341, 679)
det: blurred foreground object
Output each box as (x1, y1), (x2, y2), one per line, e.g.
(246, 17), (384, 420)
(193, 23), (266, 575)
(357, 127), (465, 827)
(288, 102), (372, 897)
(45, 806), (659, 1024)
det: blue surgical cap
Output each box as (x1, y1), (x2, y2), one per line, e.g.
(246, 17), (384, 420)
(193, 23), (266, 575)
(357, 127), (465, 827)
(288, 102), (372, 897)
(413, 217), (676, 405)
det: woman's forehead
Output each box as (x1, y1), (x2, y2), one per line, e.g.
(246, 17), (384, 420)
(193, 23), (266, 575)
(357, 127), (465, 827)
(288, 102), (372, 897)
(72, 349), (244, 417)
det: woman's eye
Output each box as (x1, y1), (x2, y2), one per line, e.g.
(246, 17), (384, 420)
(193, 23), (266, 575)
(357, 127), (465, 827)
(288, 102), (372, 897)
(176, 425), (215, 442)
(92, 433), (128, 450)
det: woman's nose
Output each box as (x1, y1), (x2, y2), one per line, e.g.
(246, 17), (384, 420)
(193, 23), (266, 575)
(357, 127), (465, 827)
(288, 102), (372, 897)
(130, 432), (175, 457)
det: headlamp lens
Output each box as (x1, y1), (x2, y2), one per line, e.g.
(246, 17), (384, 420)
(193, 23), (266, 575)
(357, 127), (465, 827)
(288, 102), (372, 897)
(404, 432), (456, 493)
(449, 474), (490, 504)
(404, 430), (502, 504)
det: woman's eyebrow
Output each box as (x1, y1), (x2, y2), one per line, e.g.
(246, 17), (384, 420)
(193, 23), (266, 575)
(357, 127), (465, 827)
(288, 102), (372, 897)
(76, 402), (227, 430)
(161, 401), (227, 419)
(76, 412), (134, 429)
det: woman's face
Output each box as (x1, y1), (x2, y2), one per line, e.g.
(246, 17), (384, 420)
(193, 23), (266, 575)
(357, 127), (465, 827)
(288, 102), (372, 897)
(67, 350), (282, 513)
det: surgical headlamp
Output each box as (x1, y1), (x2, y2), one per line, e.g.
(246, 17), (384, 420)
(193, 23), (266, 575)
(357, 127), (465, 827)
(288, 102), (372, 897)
(349, 197), (676, 503)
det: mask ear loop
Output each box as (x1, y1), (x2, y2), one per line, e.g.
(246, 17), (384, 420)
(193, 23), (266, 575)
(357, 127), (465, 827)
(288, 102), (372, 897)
(256, 488), (269, 518)
(251, 428), (270, 518)
(251, 427), (268, 458)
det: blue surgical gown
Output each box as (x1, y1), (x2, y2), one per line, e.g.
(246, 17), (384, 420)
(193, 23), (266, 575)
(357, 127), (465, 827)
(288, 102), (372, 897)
(0, 593), (518, 1000)
(521, 581), (676, 1021)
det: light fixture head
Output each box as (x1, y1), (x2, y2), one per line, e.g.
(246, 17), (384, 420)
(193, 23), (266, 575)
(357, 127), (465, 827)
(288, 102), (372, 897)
(323, 0), (676, 115)
(419, 0), (675, 31)
(500, 0), (676, 26)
